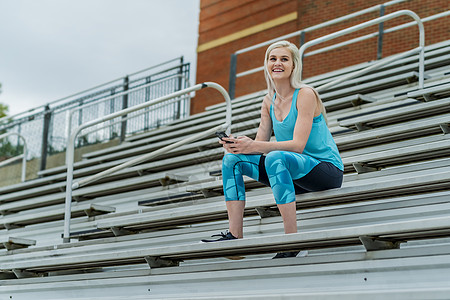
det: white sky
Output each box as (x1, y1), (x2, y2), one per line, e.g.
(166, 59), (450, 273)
(0, 0), (200, 116)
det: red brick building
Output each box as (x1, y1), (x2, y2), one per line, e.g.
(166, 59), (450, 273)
(192, 0), (449, 114)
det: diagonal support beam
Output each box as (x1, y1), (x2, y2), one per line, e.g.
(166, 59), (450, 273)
(144, 256), (181, 269)
(352, 163), (379, 174)
(12, 269), (41, 279)
(255, 207), (280, 218)
(440, 124), (450, 134)
(359, 235), (405, 251)
(2, 237), (36, 251)
(111, 227), (135, 237)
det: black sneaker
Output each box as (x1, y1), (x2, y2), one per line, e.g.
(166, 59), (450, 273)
(201, 230), (237, 242)
(272, 251), (300, 259)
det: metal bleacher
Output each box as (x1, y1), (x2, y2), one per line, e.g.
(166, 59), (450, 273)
(0, 33), (450, 300)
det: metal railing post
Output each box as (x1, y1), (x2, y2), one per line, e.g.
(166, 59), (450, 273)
(299, 30), (306, 47)
(229, 53), (238, 99)
(377, 4), (386, 60)
(63, 82), (232, 243)
(40, 105), (51, 171)
(63, 130), (76, 243)
(120, 76), (129, 143)
(176, 57), (184, 119)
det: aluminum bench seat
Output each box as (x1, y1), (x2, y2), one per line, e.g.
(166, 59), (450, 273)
(338, 97), (450, 131)
(5, 109), (446, 213)
(199, 155), (450, 188)
(316, 52), (450, 96)
(326, 97), (422, 131)
(36, 144), (225, 188)
(341, 133), (450, 173)
(58, 99), (437, 187)
(123, 92), (263, 144)
(0, 171), (73, 198)
(38, 125), (253, 180)
(327, 96), (420, 128)
(323, 94), (375, 112)
(39, 91), (435, 180)
(0, 204), (115, 230)
(77, 117), (260, 168)
(38, 94), (420, 180)
(407, 82), (450, 101)
(1, 214), (449, 276)
(1, 188), (449, 266)
(335, 113), (450, 150)
(70, 156), (450, 240)
(320, 71), (426, 101)
(307, 40), (450, 90)
(1, 242), (450, 298)
(2, 191), (448, 272)
(0, 169), (188, 206)
(182, 132), (450, 178)
(205, 90), (266, 111)
(137, 192), (205, 207)
(92, 165), (450, 234)
(0, 160), (219, 217)
(88, 93), (421, 166)
(0, 237), (36, 251)
(82, 105), (262, 161)
(0, 172), (195, 218)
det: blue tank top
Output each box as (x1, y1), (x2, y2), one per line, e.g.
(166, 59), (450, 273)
(270, 88), (344, 171)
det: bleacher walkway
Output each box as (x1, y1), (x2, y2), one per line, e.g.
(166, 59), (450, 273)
(0, 40), (449, 299)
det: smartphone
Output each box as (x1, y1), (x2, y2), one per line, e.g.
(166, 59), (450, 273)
(215, 131), (234, 143)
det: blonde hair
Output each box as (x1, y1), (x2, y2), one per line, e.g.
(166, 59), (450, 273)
(263, 40), (327, 121)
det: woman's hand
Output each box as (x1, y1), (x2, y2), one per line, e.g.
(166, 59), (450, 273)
(219, 135), (256, 154)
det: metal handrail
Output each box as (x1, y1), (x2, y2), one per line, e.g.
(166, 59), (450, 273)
(303, 10), (450, 59)
(65, 74), (191, 161)
(0, 132), (27, 182)
(0, 57), (185, 125)
(234, 11), (445, 81)
(63, 82), (232, 243)
(228, 0), (408, 98)
(301, 10), (425, 91)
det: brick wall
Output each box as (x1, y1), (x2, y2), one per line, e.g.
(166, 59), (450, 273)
(193, 0), (450, 114)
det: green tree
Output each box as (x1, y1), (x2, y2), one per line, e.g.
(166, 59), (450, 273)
(0, 103), (8, 118)
(0, 82), (8, 118)
(0, 90), (21, 159)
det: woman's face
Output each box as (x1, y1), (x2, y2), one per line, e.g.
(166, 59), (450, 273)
(267, 47), (294, 81)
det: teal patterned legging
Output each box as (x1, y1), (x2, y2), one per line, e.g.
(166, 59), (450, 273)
(222, 151), (342, 204)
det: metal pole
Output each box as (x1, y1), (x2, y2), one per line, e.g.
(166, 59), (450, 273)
(176, 57), (184, 120)
(120, 76), (129, 143)
(63, 131), (76, 243)
(377, 5), (385, 60)
(299, 30), (306, 47)
(39, 105), (51, 171)
(229, 53), (238, 99)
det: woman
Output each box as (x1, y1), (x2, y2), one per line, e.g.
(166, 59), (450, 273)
(202, 41), (344, 258)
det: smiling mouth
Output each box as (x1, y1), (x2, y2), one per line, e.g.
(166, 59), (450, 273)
(272, 69), (284, 72)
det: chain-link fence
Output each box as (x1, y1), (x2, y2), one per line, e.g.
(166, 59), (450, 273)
(0, 57), (190, 170)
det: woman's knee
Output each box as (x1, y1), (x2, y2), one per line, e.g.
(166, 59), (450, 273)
(222, 153), (241, 169)
(264, 151), (286, 172)
(265, 151), (285, 165)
